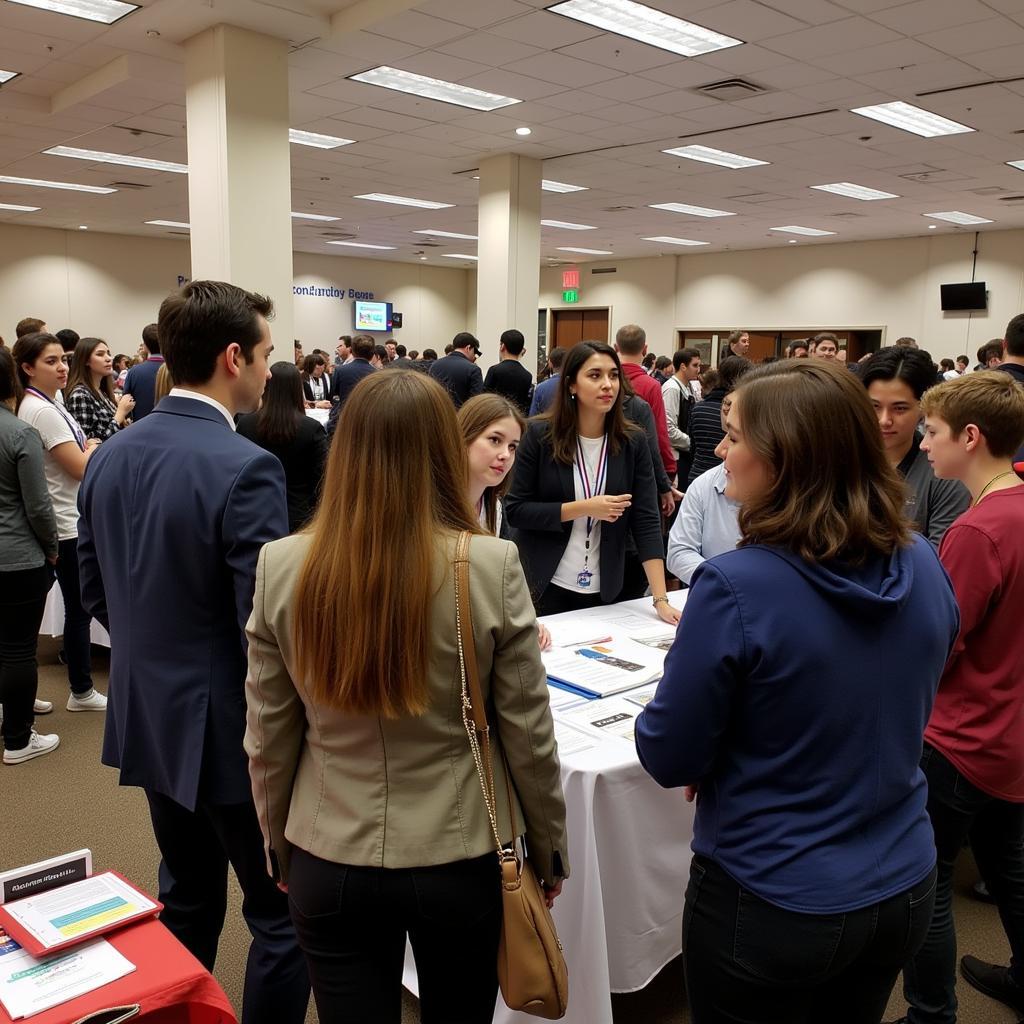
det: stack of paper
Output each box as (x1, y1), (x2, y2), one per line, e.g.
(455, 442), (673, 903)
(542, 637), (666, 699)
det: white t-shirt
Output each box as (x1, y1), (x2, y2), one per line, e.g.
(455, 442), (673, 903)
(942, 370), (960, 381)
(18, 392), (82, 541)
(552, 434), (605, 593)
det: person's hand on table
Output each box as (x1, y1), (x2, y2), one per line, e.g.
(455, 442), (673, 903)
(537, 623), (552, 652)
(543, 879), (563, 908)
(314, 400), (331, 409)
(654, 600), (681, 626)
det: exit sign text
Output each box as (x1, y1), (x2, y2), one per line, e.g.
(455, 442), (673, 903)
(561, 269), (580, 289)
(563, 289), (579, 303)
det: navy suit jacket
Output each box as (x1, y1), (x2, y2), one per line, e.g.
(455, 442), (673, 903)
(428, 351), (484, 408)
(327, 358), (376, 434)
(77, 395), (288, 811)
(122, 356), (164, 420)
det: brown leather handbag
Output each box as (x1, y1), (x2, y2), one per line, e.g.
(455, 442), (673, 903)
(453, 531), (569, 1020)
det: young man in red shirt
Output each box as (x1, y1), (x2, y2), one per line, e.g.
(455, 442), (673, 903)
(891, 372), (1024, 1024)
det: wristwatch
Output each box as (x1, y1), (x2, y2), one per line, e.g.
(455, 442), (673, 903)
(652, 596), (670, 606)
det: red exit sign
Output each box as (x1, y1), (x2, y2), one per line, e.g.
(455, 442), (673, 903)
(561, 269), (580, 289)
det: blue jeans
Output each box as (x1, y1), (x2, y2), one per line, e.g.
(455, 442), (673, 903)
(684, 855), (937, 1024)
(55, 537), (92, 695)
(903, 744), (1024, 1023)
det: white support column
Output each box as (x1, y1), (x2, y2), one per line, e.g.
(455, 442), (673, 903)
(183, 25), (294, 346)
(476, 153), (542, 369)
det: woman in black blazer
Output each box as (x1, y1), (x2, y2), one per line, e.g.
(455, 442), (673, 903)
(505, 341), (680, 625)
(238, 361), (329, 533)
(300, 354), (332, 408)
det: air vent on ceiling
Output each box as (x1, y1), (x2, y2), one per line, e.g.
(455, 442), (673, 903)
(602, 205), (635, 212)
(320, 231), (356, 240)
(693, 78), (770, 102)
(113, 124), (176, 139)
(998, 195), (1024, 202)
(591, 267), (616, 275)
(106, 181), (151, 190)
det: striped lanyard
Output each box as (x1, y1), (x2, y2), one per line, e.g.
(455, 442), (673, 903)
(575, 434), (609, 572)
(25, 387), (86, 452)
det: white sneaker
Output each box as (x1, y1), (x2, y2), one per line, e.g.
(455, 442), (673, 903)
(34, 699), (53, 714)
(67, 689), (107, 712)
(4, 731), (60, 765)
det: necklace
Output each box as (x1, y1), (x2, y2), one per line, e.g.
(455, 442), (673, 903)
(974, 470), (1017, 506)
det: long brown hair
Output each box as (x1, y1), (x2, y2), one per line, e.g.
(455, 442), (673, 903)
(458, 393), (526, 534)
(734, 359), (910, 563)
(546, 341), (636, 464)
(65, 337), (117, 405)
(292, 371), (482, 716)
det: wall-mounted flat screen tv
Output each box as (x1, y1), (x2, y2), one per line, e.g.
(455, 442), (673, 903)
(940, 282), (987, 311)
(354, 300), (393, 332)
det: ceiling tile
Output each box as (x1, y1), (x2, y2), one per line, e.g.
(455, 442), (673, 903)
(696, 0), (810, 39)
(368, 10), (470, 46)
(920, 17), (1024, 56)
(434, 31), (544, 67)
(457, 68), (567, 101)
(554, 34), (681, 73)
(763, 16), (902, 59)
(511, 51), (623, 88)
(417, 0), (533, 29)
(871, 0), (993, 34)
(757, 0), (851, 24)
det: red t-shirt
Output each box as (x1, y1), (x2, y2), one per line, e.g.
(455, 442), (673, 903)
(925, 484), (1024, 801)
(621, 363), (676, 478)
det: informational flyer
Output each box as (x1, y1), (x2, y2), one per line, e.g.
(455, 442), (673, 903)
(552, 718), (599, 756)
(561, 696), (640, 744)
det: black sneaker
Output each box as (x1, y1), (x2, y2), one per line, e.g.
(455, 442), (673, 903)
(961, 955), (1024, 1013)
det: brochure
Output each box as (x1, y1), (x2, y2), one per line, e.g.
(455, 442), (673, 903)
(560, 695), (641, 744)
(0, 851), (92, 906)
(542, 638), (665, 699)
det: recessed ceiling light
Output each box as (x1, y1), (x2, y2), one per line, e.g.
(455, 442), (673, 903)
(928, 224), (938, 229)
(0, 175), (115, 194)
(557, 246), (613, 255)
(850, 101), (974, 138)
(811, 181), (899, 201)
(661, 144), (768, 169)
(0, 70), (20, 84)
(6, 0), (138, 24)
(541, 219), (596, 230)
(354, 193), (454, 209)
(350, 66), (521, 112)
(291, 211), (340, 222)
(771, 225), (836, 236)
(419, 255), (427, 260)
(442, 253), (479, 260)
(44, 145), (188, 174)
(788, 239), (797, 244)
(649, 202), (734, 218)
(327, 241), (397, 250)
(542, 179), (588, 193)
(145, 220), (190, 229)
(641, 235), (709, 246)
(515, 126), (532, 136)
(1007, 160), (1024, 171)
(923, 211), (993, 225)
(0, 203), (41, 212)
(413, 229), (477, 240)
(547, 0), (742, 57)
(288, 129), (355, 149)
(78, 225), (88, 230)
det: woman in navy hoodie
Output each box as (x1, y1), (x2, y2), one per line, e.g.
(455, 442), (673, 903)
(636, 359), (960, 1024)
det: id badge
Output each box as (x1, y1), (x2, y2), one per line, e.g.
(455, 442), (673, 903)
(576, 569), (593, 588)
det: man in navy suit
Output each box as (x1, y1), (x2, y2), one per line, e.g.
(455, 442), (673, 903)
(78, 281), (309, 1024)
(326, 333), (376, 435)
(429, 331), (484, 408)
(122, 323), (165, 419)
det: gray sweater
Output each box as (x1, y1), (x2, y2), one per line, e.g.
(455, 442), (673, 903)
(897, 438), (970, 548)
(0, 405), (58, 571)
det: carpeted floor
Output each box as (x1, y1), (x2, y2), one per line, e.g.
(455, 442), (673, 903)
(3, 638), (1018, 1024)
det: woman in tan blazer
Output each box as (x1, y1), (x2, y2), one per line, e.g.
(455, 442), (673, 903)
(244, 369), (568, 1024)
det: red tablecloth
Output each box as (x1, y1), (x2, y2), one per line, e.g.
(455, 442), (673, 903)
(0, 919), (236, 1024)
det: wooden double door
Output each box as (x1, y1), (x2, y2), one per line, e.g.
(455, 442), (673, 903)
(551, 308), (609, 350)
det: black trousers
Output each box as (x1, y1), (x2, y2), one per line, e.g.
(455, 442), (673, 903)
(535, 583), (604, 616)
(288, 846), (501, 1024)
(684, 855), (937, 1024)
(54, 537), (92, 695)
(145, 790), (310, 1024)
(0, 564), (53, 751)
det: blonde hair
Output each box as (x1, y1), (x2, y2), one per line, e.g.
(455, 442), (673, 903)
(921, 371), (1024, 458)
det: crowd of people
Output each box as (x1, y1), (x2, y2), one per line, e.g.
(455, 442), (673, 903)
(2, 288), (1024, 1024)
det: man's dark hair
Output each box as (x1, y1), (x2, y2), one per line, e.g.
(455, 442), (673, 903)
(351, 335), (375, 360)
(409, 350), (419, 359)
(860, 347), (937, 401)
(374, 344), (388, 363)
(1005, 313), (1024, 358)
(396, 344), (407, 358)
(294, 339), (302, 351)
(15, 317), (45, 339)
(957, 355), (969, 365)
(142, 323), (160, 354)
(787, 339), (809, 357)
(615, 324), (646, 356)
(452, 332), (479, 353)
(978, 339), (1003, 365)
(719, 355), (753, 392)
(673, 347), (701, 372)
(56, 329), (79, 353)
(813, 331), (839, 344)
(444, 344), (453, 354)
(422, 348), (437, 361)
(548, 347), (566, 370)
(894, 336), (917, 349)
(0, 347), (18, 403)
(655, 355), (672, 372)
(158, 281), (272, 386)
(338, 334), (351, 345)
(728, 329), (748, 345)
(500, 329), (525, 356)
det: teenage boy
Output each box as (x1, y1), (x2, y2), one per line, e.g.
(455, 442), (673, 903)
(891, 371), (1024, 1024)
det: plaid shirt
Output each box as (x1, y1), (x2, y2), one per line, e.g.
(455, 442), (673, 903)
(65, 384), (121, 442)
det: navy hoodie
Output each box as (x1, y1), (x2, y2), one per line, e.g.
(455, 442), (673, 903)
(636, 535), (959, 914)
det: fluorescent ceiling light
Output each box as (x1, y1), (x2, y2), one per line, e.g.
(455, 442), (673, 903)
(350, 66), (520, 112)
(0, 175), (115, 194)
(145, 220), (190, 229)
(850, 101), (973, 138)
(811, 181), (899, 201)
(0, 70), (20, 84)
(414, 229), (477, 239)
(541, 219), (596, 230)
(291, 211), (340, 222)
(288, 129), (355, 149)
(542, 179), (588, 193)
(1007, 160), (1024, 171)
(0, 203), (40, 212)
(923, 211), (993, 225)
(442, 253), (479, 260)
(557, 246), (613, 255)
(770, 225), (836, 236)
(44, 145), (188, 174)
(6, 0), (138, 24)
(547, 0), (742, 57)
(327, 241), (397, 250)
(661, 144), (768, 169)
(354, 193), (454, 209)
(649, 202), (734, 218)
(642, 236), (709, 246)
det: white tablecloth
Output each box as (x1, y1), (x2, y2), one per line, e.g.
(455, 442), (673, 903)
(306, 407), (329, 425)
(40, 584), (111, 647)
(405, 592), (696, 1024)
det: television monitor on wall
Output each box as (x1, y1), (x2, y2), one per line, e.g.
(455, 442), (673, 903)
(940, 282), (987, 311)
(353, 300), (393, 332)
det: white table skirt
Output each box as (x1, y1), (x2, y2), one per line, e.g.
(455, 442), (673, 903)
(405, 592), (695, 1024)
(40, 582), (111, 647)
(306, 408), (329, 425)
